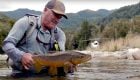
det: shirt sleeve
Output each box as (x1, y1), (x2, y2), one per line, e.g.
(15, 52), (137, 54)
(2, 16), (29, 62)
(55, 27), (66, 51)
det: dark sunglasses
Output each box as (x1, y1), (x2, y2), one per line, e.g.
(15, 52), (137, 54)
(51, 10), (62, 19)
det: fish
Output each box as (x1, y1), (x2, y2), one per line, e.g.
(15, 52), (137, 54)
(32, 51), (92, 76)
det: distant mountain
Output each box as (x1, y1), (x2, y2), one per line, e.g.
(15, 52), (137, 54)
(2, 8), (41, 20)
(78, 9), (111, 18)
(1, 8), (112, 28)
(58, 9), (112, 28)
(100, 2), (140, 25)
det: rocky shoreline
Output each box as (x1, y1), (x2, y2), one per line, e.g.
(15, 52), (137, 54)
(0, 55), (7, 61)
(0, 48), (140, 61)
(78, 48), (140, 60)
(0, 48), (140, 79)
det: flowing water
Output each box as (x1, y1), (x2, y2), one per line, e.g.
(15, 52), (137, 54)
(1, 56), (140, 80)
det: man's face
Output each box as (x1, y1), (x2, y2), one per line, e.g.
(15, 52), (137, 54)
(42, 8), (62, 30)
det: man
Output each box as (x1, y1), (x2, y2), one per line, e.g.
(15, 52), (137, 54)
(2, 0), (67, 77)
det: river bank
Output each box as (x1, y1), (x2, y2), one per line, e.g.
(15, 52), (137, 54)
(0, 48), (140, 61)
(0, 48), (140, 80)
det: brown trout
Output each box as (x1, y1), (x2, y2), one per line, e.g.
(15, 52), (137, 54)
(32, 51), (92, 76)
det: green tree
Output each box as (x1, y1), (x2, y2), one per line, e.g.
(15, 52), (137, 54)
(73, 21), (92, 50)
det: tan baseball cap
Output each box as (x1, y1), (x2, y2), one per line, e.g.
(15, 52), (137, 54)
(46, 0), (68, 19)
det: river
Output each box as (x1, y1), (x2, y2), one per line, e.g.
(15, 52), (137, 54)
(0, 51), (140, 80)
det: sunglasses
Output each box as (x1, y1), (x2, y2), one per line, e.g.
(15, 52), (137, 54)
(51, 10), (62, 19)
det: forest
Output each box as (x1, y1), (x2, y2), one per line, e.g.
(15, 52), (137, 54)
(0, 2), (140, 53)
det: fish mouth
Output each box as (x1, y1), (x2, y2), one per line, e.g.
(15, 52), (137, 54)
(83, 55), (92, 62)
(73, 54), (92, 64)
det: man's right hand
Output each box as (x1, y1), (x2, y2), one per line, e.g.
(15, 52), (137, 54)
(21, 53), (34, 70)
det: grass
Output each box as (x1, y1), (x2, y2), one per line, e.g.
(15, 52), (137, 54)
(87, 34), (140, 52)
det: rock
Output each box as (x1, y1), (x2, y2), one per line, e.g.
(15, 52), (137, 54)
(76, 48), (140, 60)
(0, 55), (8, 60)
(119, 48), (140, 60)
(132, 49), (140, 60)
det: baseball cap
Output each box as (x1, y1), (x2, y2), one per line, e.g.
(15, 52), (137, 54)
(46, 0), (68, 19)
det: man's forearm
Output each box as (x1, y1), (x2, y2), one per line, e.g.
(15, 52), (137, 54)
(2, 42), (25, 62)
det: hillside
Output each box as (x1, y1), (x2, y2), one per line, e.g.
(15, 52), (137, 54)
(100, 2), (140, 25)
(0, 12), (14, 33)
(0, 13), (15, 53)
(1, 9), (112, 28)
(2, 8), (41, 20)
(58, 9), (112, 28)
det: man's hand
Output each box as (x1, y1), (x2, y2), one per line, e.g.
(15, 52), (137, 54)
(21, 53), (34, 70)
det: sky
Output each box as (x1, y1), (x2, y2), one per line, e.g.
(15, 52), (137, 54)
(0, 0), (139, 13)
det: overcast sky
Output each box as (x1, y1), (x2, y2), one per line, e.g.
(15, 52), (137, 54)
(0, 0), (139, 13)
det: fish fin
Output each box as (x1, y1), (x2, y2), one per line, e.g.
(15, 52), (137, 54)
(63, 66), (68, 73)
(64, 62), (76, 73)
(64, 62), (72, 73)
(33, 62), (42, 73)
(74, 65), (77, 71)
(33, 57), (47, 73)
(49, 67), (57, 76)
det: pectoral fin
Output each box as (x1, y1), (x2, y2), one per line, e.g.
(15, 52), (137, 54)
(33, 63), (42, 73)
(48, 67), (57, 76)
(64, 62), (76, 73)
(74, 65), (77, 71)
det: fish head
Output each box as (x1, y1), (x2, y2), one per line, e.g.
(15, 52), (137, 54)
(71, 52), (92, 65)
